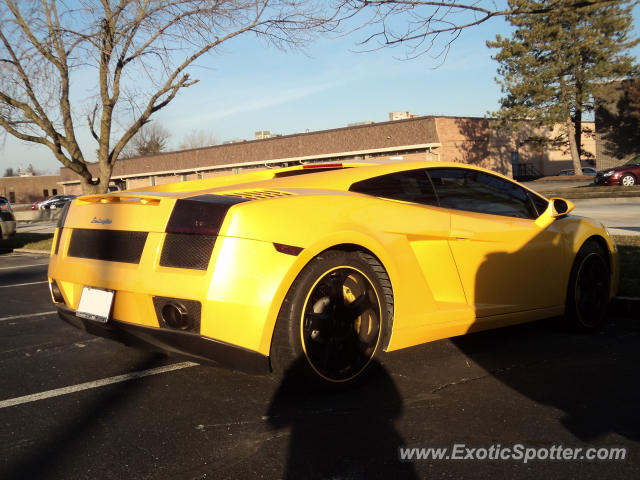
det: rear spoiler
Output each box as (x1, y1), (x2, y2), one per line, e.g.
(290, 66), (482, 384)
(127, 162), (376, 194)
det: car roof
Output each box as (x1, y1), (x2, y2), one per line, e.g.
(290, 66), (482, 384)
(202, 160), (547, 199)
(113, 160), (548, 202)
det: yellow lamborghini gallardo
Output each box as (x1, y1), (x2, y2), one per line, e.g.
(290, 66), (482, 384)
(48, 161), (618, 385)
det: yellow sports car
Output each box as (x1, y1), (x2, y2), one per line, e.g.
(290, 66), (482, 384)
(48, 161), (618, 385)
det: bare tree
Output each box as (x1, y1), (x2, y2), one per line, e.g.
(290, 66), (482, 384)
(335, 1), (631, 61)
(0, 1), (334, 193)
(121, 122), (171, 157)
(178, 129), (217, 150)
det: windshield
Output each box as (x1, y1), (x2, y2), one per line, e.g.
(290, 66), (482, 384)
(624, 156), (640, 166)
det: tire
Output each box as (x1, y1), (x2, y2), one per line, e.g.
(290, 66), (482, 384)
(270, 249), (393, 388)
(565, 240), (610, 331)
(620, 174), (636, 187)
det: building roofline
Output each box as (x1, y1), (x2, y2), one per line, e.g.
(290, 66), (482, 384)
(101, 115), (441, 162)
(58, 142), (441, 185)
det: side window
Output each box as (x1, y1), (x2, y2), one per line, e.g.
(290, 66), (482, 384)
(529, 191), (549, 217)
(427, 168), (538, 219)
(349, 169), (438, 206)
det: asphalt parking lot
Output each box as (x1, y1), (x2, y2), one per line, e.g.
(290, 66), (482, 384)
(1, 252), (639, 479)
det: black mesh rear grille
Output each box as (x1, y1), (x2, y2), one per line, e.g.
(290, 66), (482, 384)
(68, 229), (148, 263)
(160, 233), (216, 270)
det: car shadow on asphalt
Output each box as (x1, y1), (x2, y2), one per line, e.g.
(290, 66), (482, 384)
(451, 315), (640, 443)
(266, 358), (419, 479)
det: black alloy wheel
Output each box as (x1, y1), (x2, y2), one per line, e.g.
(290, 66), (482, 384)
(566, 241), (610, 331)
(271, 250), (393, 387)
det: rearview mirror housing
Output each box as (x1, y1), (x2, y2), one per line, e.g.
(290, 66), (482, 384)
(534, 197), (574, 228)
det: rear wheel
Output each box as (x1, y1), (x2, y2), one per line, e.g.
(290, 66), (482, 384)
(620, 174), (636, 186)
(565, 241), (610, 331)
(270, 250), (393, 387)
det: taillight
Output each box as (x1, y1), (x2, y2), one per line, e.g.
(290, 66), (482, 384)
(160, 195), (248, 270)
(303, 163), (342, 169)
(165, 195), (248, 234)
(57, 201), (71, 228)
(53, 200), (72, 255)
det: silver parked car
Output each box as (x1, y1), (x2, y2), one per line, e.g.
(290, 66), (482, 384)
(38, 194), (76, 210)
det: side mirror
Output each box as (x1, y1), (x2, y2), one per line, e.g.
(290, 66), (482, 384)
(534, 197), (574, 228)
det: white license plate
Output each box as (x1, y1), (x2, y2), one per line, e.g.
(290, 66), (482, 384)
(76, 287), (114, 323)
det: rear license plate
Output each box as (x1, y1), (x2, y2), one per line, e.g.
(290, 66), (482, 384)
(76, 287), (114, 323)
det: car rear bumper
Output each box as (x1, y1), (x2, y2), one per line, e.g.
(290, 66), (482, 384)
(56, 305), (271, 374)
(1, 220), (16, 239)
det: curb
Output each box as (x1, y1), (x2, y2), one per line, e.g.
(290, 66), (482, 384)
(12, 248), (50, 255)
(570, 197), (640, 204)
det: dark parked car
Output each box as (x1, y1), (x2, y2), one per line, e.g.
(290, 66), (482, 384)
(0, 196), (16, 239)
(558, 167), (597, 176)
(595, 156), (640, 186)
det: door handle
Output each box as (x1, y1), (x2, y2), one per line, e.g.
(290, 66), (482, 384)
(450, 228), (474, 240)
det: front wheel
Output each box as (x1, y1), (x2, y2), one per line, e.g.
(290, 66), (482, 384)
(620, 174), (636, 186)
(565, 241), (610, 331)
(270, 250), (393, 387)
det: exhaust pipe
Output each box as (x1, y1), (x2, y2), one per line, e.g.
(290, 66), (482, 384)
(161, 302), (191, 330)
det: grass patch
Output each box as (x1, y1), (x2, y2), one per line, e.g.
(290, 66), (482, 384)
(613, 236), (640, 297)
(0, 232), (53, 252)
(544, 185), (640, 199)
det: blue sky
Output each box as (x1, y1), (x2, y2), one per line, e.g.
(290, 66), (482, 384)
(2, 4), (639, 175)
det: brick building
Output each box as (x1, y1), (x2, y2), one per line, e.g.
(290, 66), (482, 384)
(2, 114), (597, 200)
(0, 175), (63, 204)
(60, 116), (443, 194)
(58, 115), (596, 194)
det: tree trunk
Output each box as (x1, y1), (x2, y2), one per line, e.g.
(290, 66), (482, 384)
(79, 161), (113, 194)
(574, 108), (582, 160)
(566, 118), (582, 176)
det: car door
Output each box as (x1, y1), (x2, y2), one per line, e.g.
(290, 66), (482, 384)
(427, 168), (567, 318)
(349, 169), (468, 309)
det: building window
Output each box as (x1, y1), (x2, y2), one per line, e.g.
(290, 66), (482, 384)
(52, 188), (58, 195)
(43, 189), (49, 197)
(9, 192), (15, 203)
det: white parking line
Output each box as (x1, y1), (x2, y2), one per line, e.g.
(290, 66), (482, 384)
(0, 311), (57, 322)
(0, 281), (48, 289)
(0, 263), (49, 271)
(0, 362), (198, 409)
